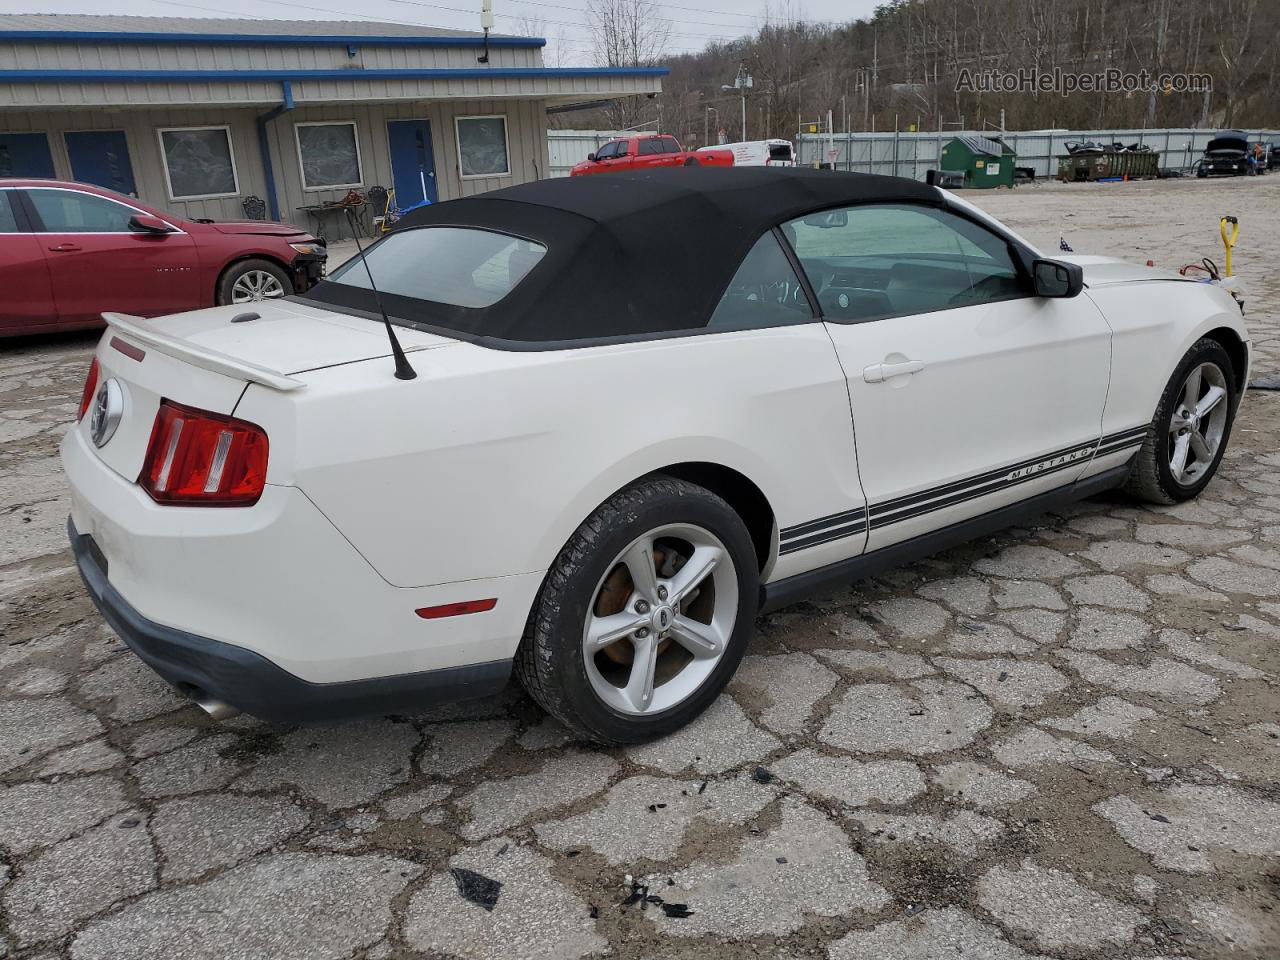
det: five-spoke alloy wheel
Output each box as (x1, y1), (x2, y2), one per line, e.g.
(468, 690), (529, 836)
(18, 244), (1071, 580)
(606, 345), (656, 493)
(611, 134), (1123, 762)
(582, 524), (737, 717)
(516, 477), (758, 744)
(1126, 337), (1238, 504)
(1167, 361), (1229, 486)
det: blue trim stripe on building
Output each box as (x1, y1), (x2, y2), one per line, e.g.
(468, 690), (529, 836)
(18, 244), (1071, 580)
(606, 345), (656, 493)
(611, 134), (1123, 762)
(0, 67), (671, 83)
(0, 30), (547, 48)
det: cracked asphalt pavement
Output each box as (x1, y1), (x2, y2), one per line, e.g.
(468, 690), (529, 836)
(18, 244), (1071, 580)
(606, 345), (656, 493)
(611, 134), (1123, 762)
(1, 177), (1278, 960)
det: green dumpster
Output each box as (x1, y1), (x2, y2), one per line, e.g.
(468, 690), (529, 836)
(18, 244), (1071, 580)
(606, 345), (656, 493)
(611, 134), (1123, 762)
(938, 135), (1017, 188)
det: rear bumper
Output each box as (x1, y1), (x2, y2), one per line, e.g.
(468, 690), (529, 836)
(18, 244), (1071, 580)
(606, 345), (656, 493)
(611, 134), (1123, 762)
(70, 517), (510, 722)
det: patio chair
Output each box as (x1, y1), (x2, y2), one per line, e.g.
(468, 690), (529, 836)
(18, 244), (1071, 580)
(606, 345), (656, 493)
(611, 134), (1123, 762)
(241, 195), (267, 220)
(366, 185), (389, 236)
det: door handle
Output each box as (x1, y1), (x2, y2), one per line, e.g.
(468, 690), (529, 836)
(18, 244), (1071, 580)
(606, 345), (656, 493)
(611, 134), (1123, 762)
(47, 243), (83, 253)
(863, 359), (925, 383)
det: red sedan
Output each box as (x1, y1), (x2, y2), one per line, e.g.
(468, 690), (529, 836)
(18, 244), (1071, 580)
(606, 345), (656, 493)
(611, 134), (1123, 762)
(0, 179), (326, 337)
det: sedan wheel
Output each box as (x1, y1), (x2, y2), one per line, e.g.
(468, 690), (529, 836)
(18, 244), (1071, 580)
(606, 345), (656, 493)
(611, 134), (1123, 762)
(582, 524), (737, 716)
(1167, 361), (1229, 486)
(230, 270), (287, 303)
(515, 477), (758, 744)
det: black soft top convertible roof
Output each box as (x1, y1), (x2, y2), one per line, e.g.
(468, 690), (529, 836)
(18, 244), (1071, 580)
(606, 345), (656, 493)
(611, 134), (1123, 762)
(306, 167), (943, 345)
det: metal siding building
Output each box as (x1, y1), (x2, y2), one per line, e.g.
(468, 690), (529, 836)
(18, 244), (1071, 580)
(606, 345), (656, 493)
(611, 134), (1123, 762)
(0, 15), (666, 231)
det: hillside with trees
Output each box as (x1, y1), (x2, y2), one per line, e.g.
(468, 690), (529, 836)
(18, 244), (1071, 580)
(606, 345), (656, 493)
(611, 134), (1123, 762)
(558, 0), (1278, 143)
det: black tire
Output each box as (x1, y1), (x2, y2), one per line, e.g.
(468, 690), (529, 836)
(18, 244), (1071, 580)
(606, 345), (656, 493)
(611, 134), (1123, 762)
(683, 156), (700, 167)
(215, 258), (293, 306)
(515, 477), (759, 744)
(1123, 337), (1238, 504)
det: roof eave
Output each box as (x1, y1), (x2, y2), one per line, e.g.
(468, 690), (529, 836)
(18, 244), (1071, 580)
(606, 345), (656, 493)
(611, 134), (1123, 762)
(0, 29), (546, 48)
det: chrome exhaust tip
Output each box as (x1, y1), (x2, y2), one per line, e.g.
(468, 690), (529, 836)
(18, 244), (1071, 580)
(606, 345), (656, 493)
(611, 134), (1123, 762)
(192, 692), (241, 721)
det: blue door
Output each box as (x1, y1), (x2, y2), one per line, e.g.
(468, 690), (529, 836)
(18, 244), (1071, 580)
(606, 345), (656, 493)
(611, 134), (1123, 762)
(65, 130), (137, 195)
(387, 120), (438, 209)
(0, 133), (55, 178)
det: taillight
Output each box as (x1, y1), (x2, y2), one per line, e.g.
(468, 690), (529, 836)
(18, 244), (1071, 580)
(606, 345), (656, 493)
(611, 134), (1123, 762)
(78, 358), (100, 421)
(140, 401), (269, 506)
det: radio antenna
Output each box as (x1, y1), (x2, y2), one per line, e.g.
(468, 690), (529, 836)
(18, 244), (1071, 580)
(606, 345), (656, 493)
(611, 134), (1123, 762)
(345, 207), (416, 381)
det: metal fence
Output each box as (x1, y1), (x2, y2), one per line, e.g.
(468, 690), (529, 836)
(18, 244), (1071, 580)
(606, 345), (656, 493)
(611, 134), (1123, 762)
(793, 128), (1280, 181)
(549, 127), (1280, 181)
(548, 129), (630, 177)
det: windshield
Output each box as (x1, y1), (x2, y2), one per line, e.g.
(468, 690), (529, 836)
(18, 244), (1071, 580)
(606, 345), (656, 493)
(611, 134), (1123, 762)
(326, 226), (547, 308)
(1206, 137), (1247, 153)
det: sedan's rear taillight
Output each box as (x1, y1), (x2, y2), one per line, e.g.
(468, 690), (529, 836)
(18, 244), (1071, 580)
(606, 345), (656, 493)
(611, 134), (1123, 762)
(140, 401), (269, 506)
(78, 358), (100, 421)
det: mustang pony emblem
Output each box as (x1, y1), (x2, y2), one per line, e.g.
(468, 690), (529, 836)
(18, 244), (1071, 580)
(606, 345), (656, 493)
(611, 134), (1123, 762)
(89, 378), (124, 448)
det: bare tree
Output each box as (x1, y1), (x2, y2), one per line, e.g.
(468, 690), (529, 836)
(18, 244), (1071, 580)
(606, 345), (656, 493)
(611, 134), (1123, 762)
(588, 0), (671, 128)
(568, 0), (1280, 135)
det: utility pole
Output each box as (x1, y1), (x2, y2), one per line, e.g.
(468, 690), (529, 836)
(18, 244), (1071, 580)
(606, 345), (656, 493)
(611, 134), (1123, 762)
(827, 108), (834, 168)
(721, 63), (753, 141)
(862, 68), (870, 131)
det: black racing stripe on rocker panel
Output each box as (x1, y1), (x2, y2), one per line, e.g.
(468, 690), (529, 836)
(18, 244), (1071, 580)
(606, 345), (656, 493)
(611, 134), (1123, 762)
(1096, 439), (1145, 456)
(779, 521), (868, 555)
(868, 440), (1099, 520)
(779, 427), (1147, 553)
(780, 506), (868, 542)
(1101, 425), (1149, 444)
(869, 452), (1096, 530)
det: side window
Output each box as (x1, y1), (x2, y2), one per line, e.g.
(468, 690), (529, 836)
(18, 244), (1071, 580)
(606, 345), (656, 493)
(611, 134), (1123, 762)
(783, 204), (1025, 323)
(597, 141), (623, 160)
(707, 231), (813, 330)
(29, 189), (136, 233)
(638, 139), (664, 156)
(662, 138), (682, 154)
(0, 191), (19, 233)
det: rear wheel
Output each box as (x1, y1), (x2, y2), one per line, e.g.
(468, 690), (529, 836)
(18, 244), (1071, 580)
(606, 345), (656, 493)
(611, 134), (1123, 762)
(515, 477), (758, 744)
(1124, 338), (1237, 503)
(217, 259), (292, 306)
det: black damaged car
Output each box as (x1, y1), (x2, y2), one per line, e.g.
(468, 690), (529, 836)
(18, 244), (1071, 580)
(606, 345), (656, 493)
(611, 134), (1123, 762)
(1196, 130), (1259, 177)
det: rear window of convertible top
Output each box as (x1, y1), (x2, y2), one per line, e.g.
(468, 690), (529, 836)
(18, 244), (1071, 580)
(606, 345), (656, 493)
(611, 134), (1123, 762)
(326, 226), (547, 309)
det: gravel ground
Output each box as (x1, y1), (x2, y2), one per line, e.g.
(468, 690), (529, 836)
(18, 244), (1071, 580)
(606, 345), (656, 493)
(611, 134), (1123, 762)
(1, 175), (1278, 960)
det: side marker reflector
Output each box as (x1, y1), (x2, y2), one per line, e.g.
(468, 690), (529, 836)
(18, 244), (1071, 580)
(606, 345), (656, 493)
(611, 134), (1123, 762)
(415, 598), (498, 620)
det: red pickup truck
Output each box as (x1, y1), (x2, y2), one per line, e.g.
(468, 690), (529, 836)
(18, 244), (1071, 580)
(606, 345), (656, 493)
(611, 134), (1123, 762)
(570, 135), (734, 176)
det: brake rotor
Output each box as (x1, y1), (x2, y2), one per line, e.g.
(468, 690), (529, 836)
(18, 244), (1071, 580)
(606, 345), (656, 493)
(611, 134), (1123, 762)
(592, 549), (674, 665)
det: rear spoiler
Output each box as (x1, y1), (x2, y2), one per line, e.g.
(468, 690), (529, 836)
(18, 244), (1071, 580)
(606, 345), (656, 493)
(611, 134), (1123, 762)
(102, 313), (306, 392)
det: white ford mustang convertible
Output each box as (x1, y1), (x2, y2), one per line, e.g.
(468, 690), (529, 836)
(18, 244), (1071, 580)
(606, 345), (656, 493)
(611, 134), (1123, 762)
(63, 168), (1249, 742)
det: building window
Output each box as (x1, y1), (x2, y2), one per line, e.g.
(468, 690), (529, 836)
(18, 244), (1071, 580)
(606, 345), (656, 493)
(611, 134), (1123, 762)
(295, 121), (363, 190)
(157, 126), (239, 200)
(455, 115), (510, 178)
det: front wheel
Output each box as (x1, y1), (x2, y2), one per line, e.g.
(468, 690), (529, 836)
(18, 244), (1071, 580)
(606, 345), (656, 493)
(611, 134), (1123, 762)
(217, 259), (292, 306)
(1124, 338), (1238, 503)
(515, 477), (758, 744)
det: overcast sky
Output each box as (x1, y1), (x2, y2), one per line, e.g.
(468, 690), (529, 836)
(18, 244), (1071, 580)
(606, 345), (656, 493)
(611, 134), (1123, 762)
(1, 0), (883, 63)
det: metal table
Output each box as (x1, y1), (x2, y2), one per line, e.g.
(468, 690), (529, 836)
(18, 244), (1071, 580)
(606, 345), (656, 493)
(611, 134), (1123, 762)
(296, 203), (367, 241)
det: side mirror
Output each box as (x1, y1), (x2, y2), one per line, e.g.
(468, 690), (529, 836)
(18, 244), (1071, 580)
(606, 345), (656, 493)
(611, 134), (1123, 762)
(587, 152), (597, 162)
(1032, 258), (1083, 298)
(129, 214), (172, 234)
